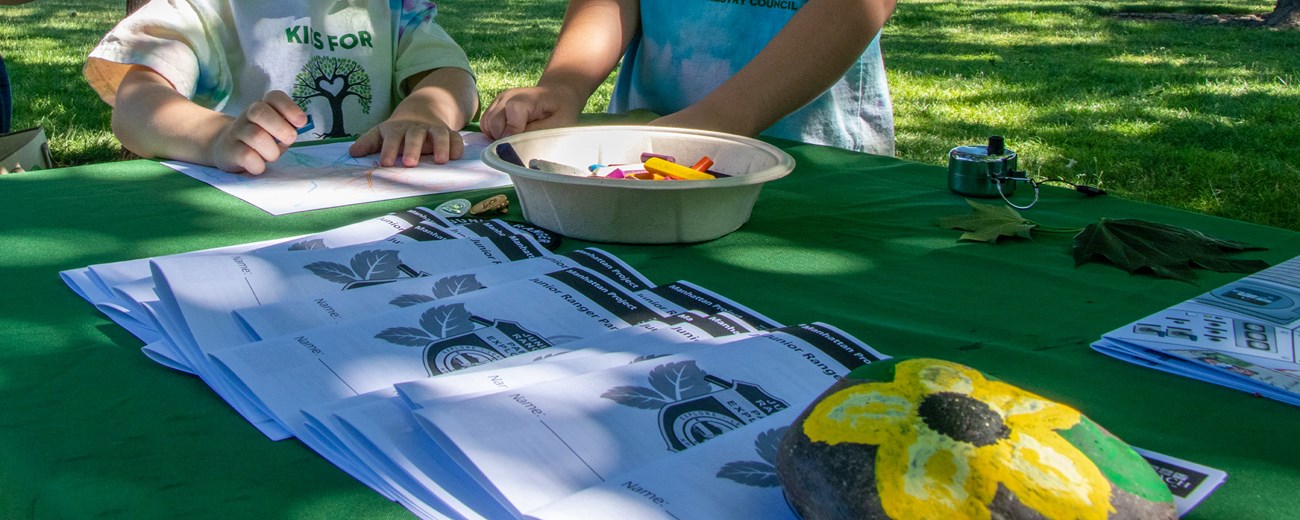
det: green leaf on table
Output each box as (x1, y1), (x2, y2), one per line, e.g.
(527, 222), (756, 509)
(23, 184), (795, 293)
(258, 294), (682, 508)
(938, 200), (1039, 242)
(1073, 218), (1269, 282)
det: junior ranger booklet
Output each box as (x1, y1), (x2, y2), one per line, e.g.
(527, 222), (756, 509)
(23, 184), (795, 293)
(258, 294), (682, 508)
(1093, 254), (1300, 406)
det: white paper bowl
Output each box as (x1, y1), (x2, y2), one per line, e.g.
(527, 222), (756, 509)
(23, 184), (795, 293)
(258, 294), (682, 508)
(481, 126), (795, 244)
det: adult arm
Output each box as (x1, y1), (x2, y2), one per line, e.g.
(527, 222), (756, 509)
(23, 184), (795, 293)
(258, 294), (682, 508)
(650, 0), (896, 136)
(480, 0), (638, 139)
(111, 66), (306, 174)
(348, 66), (478, 167)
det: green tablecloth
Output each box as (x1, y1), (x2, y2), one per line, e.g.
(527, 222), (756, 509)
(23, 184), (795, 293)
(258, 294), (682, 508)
(2, 139), (1298, 519)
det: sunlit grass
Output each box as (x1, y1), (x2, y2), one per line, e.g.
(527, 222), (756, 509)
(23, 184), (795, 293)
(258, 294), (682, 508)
(1, 0), (1296, 229)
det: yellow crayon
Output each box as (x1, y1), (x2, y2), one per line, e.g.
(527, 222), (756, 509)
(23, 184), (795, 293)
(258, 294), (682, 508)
(644, 157), (715, 181)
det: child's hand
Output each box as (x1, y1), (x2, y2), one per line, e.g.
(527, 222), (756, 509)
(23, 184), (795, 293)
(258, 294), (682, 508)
(481, 86), (583, 140)
(348, 116), (464, 167)
(209, 90), (307, 175)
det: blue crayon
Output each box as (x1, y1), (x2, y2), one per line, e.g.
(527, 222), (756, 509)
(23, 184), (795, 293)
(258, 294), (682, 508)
(496, 143), (525, 167)
(297, 114), (315, 135)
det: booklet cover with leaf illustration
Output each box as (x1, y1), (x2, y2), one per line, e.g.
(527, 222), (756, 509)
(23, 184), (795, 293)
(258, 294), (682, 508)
(1093, 254), (1300, 407)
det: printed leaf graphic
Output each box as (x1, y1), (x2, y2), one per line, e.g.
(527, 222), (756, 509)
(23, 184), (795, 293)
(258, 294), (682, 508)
(1074, 218), (1268, 282)
(375, 326), (433, 346)
(391, 294), (436, 308)
(289, 238), (327, 251)
(350, 250), (402, 281)
(304, 261), (358, 284)
(419, 304), (476, 338)
(648, 361), (712, 401)
(432, 274), (486, 299)
(938, 200), (1038, 242)
(601, 386), (670, 409)
(755, 426), (788, 465)
(716, 461), (780, 487)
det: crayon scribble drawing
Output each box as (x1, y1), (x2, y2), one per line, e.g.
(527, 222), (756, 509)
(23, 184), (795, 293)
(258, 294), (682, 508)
(161, 132), (510, 215)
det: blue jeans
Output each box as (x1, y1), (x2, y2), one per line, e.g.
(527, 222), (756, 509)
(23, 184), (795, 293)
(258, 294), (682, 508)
(0, 54), (11, 133)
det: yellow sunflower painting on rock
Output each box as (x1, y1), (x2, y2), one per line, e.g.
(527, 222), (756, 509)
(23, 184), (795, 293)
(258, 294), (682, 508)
(777, 358), (1176, 520)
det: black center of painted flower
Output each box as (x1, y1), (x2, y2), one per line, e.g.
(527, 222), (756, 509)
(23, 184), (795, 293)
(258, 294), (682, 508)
(918, 391), (1010, 447)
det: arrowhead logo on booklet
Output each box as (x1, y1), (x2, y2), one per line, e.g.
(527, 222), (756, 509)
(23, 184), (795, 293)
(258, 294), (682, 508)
(601, 360), (789, 452)
(373, 303), (556, 375)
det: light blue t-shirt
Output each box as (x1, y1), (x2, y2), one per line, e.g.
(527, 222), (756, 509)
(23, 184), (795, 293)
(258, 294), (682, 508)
(609, 0), (895, 156)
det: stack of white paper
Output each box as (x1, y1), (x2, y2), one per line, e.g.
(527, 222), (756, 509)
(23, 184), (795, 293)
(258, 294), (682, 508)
(301, 311), (774, 519)
(61, 208), (1228, 519)
(60, 207), (531, 371)
(412, 323), (886, 516)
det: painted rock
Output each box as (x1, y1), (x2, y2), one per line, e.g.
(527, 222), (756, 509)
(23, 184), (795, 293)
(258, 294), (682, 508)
(777, 358), (1175, 520)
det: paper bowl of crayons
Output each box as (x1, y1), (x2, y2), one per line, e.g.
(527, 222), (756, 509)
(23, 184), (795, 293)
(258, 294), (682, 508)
(481, 126), (795, 244)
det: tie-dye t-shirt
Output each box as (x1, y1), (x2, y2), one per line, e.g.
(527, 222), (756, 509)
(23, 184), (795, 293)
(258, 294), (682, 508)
(609, 0), (894, 156)
(85, 0), (472, 141)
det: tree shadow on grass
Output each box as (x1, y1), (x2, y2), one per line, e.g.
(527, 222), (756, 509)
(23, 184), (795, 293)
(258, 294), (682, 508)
(1101, 1), (1297, 29)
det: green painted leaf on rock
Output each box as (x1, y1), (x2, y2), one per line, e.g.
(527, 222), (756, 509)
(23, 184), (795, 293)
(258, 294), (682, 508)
(1073, 218), (1268, 282)
(938, 200), (1038, 243)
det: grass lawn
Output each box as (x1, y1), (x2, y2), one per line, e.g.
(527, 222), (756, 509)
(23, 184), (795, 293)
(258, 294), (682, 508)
(1, 0), (1297, 230)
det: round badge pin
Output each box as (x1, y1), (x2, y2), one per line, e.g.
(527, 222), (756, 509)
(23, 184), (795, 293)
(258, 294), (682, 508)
(434, 199), (472, 217)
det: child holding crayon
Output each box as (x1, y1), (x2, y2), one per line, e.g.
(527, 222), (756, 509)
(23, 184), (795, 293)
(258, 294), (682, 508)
(84, 0), (478, 174)
(480, 0), (896, 156)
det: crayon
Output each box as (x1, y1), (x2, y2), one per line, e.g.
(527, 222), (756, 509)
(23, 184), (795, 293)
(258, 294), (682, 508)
(297, 114), (315, 135)
(528, 158), (589, 177)
(496, 143), (525, 167)
(640, 152), (676, 163)
(644, 157), (715, 181)
(593, 164), (646, 177)
(690, 156), (714, 172)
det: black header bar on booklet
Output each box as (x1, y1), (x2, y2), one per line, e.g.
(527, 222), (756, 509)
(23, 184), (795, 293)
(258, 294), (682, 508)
(782, 323), (885, 372)
(388, 207), (449, 227)
(647, 282), (781, 330)
(397, 224), (459, 242)
(483, 234), (547, 262)
(565, 249), (653, 292)
(546, 268), (661, 325)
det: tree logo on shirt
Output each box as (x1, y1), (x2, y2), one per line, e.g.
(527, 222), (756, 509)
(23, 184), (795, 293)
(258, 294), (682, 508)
(600, 361), (789, 452)
(716, 426), (786, 487)
(292, 56), (372, 138)
(303, 249), (426, 290)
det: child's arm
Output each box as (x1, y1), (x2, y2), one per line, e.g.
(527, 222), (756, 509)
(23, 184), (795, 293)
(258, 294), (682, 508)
(649, 0), (896, 136)
(112, 66), (307, 175)
(348, 66), (477, 167)
(480, 0), (638, 139)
